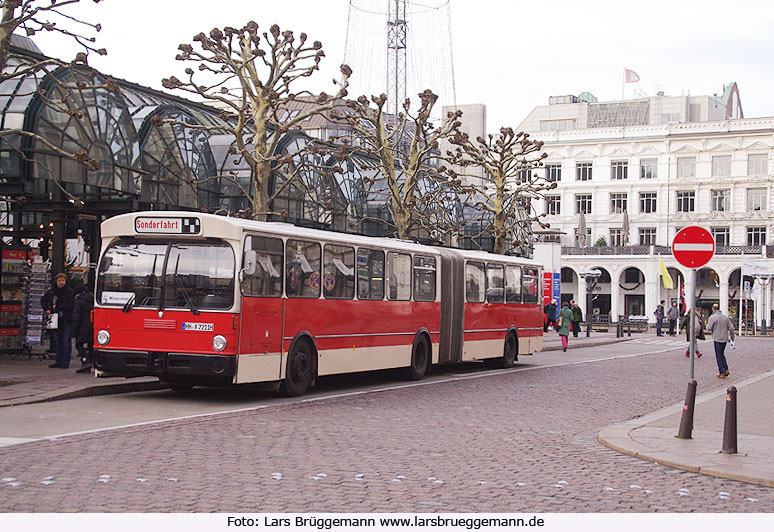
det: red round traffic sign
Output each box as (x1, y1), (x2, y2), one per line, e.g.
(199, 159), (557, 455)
(672, 226), (715, 268)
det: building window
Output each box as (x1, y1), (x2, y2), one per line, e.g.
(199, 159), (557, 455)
(639, 228), (656, 246)
(640, 158), (657, 179)
(545, 164), (562, 182)
(711, 155), (731, 177)
(747, 226), (767, 246)
(516, 165), (532, 183)
(677, 157), (695, 178)
(747, 154), (768, 176)
(545, 195), (560, 215)
(711, 227), (730, 247)
(611, 161), (628, 180)
(576, 162), (592, 181)
(609, 193), (627, 214)
(639, 192), (657, 213)
(711, 189), (729, 212)
(676, 191), (695, 212)
(610, 228), (624, 247)
(747, 188), (766, 211)
(575, 194), (592, 214)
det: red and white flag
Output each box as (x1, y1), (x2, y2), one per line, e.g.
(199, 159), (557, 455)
(624, 68), (640, 83)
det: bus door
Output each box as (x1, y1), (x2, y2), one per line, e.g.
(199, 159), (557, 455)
(239, 236), (285, 358)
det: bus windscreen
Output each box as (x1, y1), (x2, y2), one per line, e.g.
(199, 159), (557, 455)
(97, 239), (235, 310)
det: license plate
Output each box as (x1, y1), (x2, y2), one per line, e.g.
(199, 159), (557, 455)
(182, 322), (214, 332)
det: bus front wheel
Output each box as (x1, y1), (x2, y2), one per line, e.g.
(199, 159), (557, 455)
(407, 335), (430, 381)
(282, 339), (314, 397)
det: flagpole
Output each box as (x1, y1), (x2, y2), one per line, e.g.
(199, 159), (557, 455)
(622, 68), (625, 100)
(739, 252), (744, 335)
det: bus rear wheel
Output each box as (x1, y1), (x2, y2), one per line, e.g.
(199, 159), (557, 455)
(282, 339), (314, 397)
(407, 335), (430, 381)
(488, 332), (518, 369)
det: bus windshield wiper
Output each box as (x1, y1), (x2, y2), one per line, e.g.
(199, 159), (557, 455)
(173, 255), (199, 315)
(122, 293), (136, 313)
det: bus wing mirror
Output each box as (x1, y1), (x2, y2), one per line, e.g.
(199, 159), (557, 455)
(243, 250), (257, 277)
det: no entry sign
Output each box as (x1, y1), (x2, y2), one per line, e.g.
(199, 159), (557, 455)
(672, 226), (715, 268)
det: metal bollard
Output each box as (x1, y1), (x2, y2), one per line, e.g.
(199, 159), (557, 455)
(676, 379), (697, 439)
(722, 386), (737, 454)
(616, 322), (621, 338)
(627, 320), (632, 337)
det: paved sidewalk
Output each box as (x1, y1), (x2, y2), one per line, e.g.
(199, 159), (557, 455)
(599, 370), (774, 488)
(0, 331), (631, 408)
(0, 356), (162, 408)
(540, 329), (633, 351)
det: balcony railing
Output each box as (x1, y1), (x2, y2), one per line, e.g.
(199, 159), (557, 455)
(561, 245), (764, 256)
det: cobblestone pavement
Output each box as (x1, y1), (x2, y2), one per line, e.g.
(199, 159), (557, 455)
(1, 339), (773, 512)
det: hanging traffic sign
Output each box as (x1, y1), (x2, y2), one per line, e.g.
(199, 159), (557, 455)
(672, 226), (715, 268)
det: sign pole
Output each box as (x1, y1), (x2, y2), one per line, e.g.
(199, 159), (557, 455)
(687, 268), (696, 379)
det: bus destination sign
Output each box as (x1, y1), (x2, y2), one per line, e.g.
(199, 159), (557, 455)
(135, 216), (201, 234)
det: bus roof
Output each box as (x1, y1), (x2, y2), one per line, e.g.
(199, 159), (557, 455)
(101, 211), (540, 266)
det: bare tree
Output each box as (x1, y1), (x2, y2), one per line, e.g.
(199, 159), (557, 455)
(158, 22), (351, 219)
(446, 127), (556, 254)
(1, 0), (115, 205)
(330, 89), (461, 241)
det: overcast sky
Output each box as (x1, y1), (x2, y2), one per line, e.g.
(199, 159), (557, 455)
(29, 0), (774, 131)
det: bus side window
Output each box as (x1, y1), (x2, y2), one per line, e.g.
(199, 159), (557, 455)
(465, 261), (485, 303)
(522, 267), (539, 304)
(506, 265), (522, 304)
(413, 256), (436, 302)
(286, 239), (321, 298)
(242, 236), (283, 297)
(486, 263), (504, 303)
(386, 252), (411, 301)
(323, 244), (355, 299)
(357, 248), (384, 300)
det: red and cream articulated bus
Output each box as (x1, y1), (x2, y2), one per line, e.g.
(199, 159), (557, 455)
(93, 212), (543, 395)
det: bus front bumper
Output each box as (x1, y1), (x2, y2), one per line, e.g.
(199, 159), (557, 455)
(94, 349), (236, 382)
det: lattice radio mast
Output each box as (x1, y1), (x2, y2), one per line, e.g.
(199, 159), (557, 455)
(387, 0), (407, 117)
(344, 1), (456, 118)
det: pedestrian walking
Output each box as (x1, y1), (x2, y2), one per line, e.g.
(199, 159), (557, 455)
(41, 273), (75, 369)
(654, 300), (665, 336)
(72, 280), (94, 373)
(543, 299), (557, 332)
(570, 301), (583, 337)
(706, 303), (735, 379)
(679, 308), (704, 359)
(666, 301), (679, 336)
(557, 301), (574, 352)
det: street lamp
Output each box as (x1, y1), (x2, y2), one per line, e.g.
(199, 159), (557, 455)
(580, 268), (602, 337)
(752, 273), (774, 335)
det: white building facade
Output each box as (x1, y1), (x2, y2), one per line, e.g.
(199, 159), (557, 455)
(521, 87), (774, 329)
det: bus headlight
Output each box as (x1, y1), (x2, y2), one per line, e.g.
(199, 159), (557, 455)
(96, 329), (111, 346)
(212, 335), (227, 352)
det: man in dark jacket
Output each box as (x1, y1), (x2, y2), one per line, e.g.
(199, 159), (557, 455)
(41, 273), (75, 368)
(72, 281), (94, 373)
(543, 299), (557, 332)
(570, 301), (583, 337)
